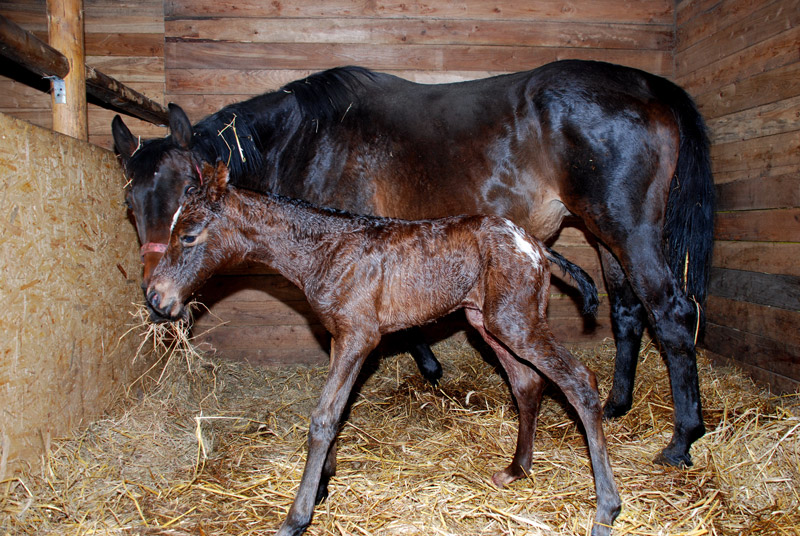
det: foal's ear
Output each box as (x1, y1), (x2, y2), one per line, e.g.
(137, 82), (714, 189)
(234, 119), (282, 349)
(168, 103), (193, 150)
(202, 160), (230, 202)
(111, 115), (137, 162)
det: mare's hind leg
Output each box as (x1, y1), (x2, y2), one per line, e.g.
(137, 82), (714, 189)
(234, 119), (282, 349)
(405, 326), (443, 384)
(599, 247), (647, 419)
(464, 308), (546, 487)
(484, 314), (620, 536)
(622, 245), (704, 467)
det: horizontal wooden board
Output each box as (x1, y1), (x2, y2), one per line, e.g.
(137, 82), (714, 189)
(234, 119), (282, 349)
(675, 0), (799, 75)
(86, 56), (166, 83)
(714, 208), (800, 242)
(167, 18), (672, 50)
(85, 33), (164, 57)
(710, 130), (800, 176)
(165, 0), (674, 25)
(695, 61), (800, 121)
(712, 241), (800, 278)
(703, 323), (800, 382)
(713, 164), (799, 188)
(676, 25), (799, 96)
(707, 95), (800, 148)
(715, 174), (800, 211)
(708, 267), (800, 312)
(706, 295), (800, 348)
(704, 349), (799, 394)
(676, 0), (769, 44)
(165, 41), (673, 76)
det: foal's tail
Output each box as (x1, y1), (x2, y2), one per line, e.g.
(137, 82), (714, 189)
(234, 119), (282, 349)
(655, 77), (716, 307)
(544, 247), (599, 317)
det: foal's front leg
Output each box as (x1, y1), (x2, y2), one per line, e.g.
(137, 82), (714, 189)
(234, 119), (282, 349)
(276, 332), (378, 536)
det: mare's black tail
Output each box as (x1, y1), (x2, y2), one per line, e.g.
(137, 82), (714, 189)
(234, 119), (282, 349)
(544, 247), (599, 317)
(655, 77), (716, 308)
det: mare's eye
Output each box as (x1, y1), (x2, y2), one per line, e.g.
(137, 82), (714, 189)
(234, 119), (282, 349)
(180, 235), (197, 246)
(184, 185), (197, 196)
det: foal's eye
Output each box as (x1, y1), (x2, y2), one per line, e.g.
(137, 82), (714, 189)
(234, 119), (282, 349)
(180, 235), (197, 246)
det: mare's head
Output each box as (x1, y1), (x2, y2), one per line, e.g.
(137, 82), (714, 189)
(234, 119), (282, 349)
(112, 104), (203, 288)
(146, 160), (232, 321)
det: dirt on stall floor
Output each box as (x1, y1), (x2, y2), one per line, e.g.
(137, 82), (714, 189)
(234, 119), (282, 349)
(2, 308), (799, 536)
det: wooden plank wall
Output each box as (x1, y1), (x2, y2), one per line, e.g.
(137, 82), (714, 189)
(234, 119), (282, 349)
(0, 0), (166, 147)
(162, 0), (675, 364)
(676, 0), (800, 392)
(1, 0), (682, 366)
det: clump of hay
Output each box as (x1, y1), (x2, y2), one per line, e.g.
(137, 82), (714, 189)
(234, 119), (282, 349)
(1, 332), (798, 536)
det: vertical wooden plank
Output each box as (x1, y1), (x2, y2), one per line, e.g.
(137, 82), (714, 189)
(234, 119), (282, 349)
(47, 0), (87, 140)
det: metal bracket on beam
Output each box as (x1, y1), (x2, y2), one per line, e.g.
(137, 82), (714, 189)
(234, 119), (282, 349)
(44, 75), (67, 103)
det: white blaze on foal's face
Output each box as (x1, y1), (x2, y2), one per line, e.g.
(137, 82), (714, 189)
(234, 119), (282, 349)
(505, 221), (542, 264)
(170, 204), (184, 232)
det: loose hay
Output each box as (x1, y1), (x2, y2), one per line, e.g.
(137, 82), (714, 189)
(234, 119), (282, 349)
(1, 324), (798, 536)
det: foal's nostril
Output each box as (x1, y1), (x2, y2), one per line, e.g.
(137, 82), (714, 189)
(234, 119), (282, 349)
(147, 289), (161, 309)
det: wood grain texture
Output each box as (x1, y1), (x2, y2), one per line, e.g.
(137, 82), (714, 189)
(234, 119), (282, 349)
(165, 0), (674, 24)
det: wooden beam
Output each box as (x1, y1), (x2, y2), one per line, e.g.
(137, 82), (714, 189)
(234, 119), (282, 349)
(85, 66), (167, 126)
(0, 13), (167, 127)
(47, 0), (88, 140)
(0, 14), (69, 78)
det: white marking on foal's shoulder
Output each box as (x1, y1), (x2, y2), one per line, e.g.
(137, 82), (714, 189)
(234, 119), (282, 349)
(170, 205), (183, 232)
(504, 220), (542, 264)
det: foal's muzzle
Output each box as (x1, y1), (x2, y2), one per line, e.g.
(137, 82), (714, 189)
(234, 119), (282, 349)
(145, 285), (187, 322)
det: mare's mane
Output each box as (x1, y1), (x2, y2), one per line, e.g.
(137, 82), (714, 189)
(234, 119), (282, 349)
(188, 66), (380, 186)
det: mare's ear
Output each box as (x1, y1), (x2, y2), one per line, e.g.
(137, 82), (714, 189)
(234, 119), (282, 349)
(168, 103), (193, 149)
(111, 115), (137, 162)
(201, 160), (230, 203)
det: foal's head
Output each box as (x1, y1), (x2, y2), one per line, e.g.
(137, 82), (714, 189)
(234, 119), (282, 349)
(146, 161), (233, 320)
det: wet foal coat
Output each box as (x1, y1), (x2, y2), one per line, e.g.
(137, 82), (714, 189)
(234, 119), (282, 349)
(147, 162), (620, 536)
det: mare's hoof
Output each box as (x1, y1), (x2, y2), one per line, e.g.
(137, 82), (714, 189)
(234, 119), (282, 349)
(602, 400), (631, 420)
(315, 484), (329, 505)
(653, 449), (693, 468)
(421, 362), (443, 386)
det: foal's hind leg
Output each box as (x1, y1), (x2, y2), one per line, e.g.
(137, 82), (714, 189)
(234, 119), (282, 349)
(599, 247), (647, 419)
(485, 315), (620, 536)
(464, 308), (546, 487)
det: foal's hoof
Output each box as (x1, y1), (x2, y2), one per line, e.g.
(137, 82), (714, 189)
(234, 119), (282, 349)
(653, 449), (693, 468)
(491, 466), (525, 488)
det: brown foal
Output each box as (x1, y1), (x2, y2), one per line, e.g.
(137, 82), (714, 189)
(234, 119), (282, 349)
(147, 161), (620, 536)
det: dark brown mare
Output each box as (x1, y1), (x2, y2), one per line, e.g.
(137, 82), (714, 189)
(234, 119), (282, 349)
(113, 59), (715, 467)
(148, 160), (621, 536)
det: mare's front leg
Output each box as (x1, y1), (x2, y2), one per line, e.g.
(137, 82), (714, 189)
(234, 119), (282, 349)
(404, 326), (444, 385)
(277, 331), (379, 536)
(464, 308), (546, 487)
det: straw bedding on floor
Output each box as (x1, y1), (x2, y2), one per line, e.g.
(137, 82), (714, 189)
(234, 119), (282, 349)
(2, 311), (798, 536)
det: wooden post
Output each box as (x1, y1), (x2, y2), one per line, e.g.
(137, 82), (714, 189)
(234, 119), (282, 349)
(47, 0), (87, 141)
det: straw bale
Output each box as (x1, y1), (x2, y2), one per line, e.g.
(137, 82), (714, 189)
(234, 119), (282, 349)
(1, 328), (798, 535)
(0, 113), (144, 479)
